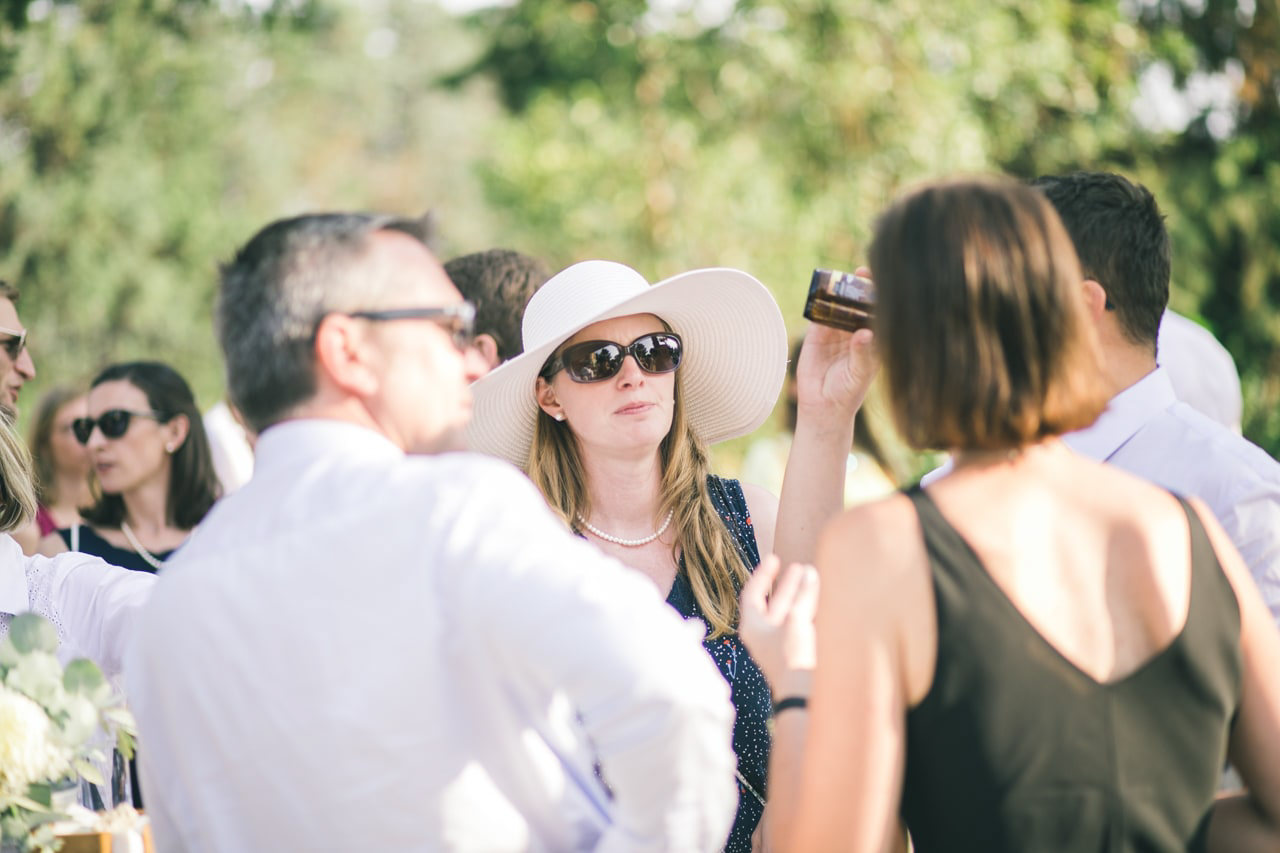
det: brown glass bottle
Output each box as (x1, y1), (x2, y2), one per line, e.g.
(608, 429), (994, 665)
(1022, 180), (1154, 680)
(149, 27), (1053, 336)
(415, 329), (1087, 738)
(803, 269), (876, 332)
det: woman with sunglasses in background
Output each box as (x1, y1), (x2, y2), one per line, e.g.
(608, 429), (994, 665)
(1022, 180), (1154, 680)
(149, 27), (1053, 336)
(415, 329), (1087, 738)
(11, 385), (92, 555)
(470, 260), (875, 852)
(28, 386), (94, 539)
(48, 361), (220, 573)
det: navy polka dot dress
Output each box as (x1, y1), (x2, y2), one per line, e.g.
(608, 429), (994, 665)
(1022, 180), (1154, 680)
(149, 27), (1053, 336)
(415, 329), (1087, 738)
(666, 475), (769, 852)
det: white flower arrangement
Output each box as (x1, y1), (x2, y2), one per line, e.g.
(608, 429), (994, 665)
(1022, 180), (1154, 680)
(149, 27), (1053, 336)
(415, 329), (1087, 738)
(0, 613), (136, 853)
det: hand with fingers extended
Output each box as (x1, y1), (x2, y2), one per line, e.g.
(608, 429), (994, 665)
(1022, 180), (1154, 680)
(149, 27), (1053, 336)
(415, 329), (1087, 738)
(739, 554), (819, 693)
(793, 266), (879, 419)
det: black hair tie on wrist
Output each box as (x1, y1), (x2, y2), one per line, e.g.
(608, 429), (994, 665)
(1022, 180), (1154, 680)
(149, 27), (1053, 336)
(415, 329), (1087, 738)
(772, 696), (808, 715)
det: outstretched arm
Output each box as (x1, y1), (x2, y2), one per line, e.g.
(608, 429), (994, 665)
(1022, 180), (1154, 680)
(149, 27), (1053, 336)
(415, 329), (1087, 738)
(45, 550), (156, 678)
(772, 304), (878, 565)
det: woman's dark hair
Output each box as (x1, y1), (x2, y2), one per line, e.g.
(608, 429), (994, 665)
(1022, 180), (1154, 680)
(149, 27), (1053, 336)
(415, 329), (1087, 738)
(869, 177), (1107, 451)
(80, 361), (221, 529)
(29, 385), (83, 506)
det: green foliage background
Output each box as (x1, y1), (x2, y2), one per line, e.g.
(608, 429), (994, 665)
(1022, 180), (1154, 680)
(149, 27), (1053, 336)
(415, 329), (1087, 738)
(1, 0), (1277, 471)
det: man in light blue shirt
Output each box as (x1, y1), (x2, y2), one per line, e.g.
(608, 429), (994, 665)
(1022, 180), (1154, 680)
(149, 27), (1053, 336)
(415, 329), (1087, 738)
(1033, 171), (1280, 624)
(126, 213), (737, 852)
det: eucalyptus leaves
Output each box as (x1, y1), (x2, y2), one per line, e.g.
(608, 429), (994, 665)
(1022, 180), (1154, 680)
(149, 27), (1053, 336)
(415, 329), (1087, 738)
(0, 613), (136, 853)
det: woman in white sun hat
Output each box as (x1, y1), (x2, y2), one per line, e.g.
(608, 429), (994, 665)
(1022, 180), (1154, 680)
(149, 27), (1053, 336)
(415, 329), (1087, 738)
(469, 259), (876, 852)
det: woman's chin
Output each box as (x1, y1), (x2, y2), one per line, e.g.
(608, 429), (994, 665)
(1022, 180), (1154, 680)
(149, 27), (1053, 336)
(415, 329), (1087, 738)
(94, 477), (129, 496)
(618, 430), (672, 454)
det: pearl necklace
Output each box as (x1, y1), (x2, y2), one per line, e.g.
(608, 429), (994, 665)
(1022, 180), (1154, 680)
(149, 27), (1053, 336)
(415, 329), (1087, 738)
(576, 509), (674, 547)
(120, 521), (167, 571)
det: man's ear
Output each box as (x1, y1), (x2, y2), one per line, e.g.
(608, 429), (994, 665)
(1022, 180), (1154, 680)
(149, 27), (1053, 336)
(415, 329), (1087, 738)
(314, 314), (379, 397)
(1081, 279), (1109, 322)
(535, 376), (565, 422)
(473, 333), (501, 370)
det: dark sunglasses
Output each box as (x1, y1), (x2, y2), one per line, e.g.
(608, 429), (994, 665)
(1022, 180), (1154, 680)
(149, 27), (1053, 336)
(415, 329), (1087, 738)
(542, 332), (683, 383)
(0, 325), (27, 360)
(346, 303), (477, 351)
(72, 409), (165, 445)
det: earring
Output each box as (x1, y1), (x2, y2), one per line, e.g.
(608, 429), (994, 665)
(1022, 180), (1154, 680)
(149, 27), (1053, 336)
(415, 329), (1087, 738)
(165, 444), (177, 453)
(554, 413), (565, 422)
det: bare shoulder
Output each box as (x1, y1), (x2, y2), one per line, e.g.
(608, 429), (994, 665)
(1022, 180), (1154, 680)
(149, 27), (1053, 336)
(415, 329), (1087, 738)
(1064, 458), (1194, 553)
(816, 492), (937, 703)
(1060, 451), (1180, 510)
(815, 493), (931, 622)
(818, 492), (924, 573)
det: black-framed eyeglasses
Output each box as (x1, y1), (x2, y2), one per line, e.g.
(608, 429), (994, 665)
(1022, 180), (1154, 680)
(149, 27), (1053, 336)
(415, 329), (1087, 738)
(71, 409), (165, 445)
(344, 303), (477, 351)
(0, 325), (27, 360)
(541, 332), (684, 383)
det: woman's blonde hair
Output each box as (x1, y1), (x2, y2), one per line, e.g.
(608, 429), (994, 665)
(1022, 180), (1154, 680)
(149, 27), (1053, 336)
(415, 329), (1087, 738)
(0, 415), (38, 532)
(528, 369), (750, 638)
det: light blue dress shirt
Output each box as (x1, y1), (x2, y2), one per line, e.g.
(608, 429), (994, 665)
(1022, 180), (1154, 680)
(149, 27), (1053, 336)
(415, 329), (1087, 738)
(1064, 367), (1280, 624)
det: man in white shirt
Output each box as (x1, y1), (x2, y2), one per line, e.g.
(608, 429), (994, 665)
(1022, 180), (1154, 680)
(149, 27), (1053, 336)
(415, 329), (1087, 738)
(1032, 171), (1280, 623)
(125, 213), (737, 852)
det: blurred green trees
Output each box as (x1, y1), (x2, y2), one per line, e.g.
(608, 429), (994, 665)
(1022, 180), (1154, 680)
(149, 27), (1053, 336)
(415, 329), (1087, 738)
(1, 0), (1276, 463)
(1136, 0), (1280, 448)
(451, 0), (1280, 462)
(0, 0), (499, 414)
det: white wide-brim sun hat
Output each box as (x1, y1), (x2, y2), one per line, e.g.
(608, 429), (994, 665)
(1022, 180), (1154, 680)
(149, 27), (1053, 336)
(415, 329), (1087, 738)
(468, 260), (788, 469)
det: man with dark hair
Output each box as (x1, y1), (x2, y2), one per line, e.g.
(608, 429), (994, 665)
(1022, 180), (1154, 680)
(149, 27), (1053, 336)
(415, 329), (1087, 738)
(0, 281), (36, 419)
(1031, 171), (1171, 347)
(1033, 170), (1280, 624)
(444, 248), (551, 369)
(126, 212), (736, 851)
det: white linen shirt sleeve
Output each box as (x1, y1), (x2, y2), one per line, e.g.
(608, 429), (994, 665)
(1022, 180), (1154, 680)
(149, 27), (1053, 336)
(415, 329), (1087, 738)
(441, 459), (738, 852)
(29, 551), (157, 678)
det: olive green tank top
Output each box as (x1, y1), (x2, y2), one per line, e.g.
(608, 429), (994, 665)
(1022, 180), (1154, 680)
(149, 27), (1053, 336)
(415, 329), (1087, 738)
(901, 487), (1242, 852)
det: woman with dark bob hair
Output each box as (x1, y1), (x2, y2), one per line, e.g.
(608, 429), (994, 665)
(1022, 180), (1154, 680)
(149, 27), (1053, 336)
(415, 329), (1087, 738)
(741, 178), (1280, 851)
(50, 361), (220, 572)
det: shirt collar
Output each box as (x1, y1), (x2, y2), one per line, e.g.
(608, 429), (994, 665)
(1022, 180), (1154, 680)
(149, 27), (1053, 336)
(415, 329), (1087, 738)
(251, 418), (406, 476)
(1063, 367), (1178, 462)
(0, 534), (29, 616)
